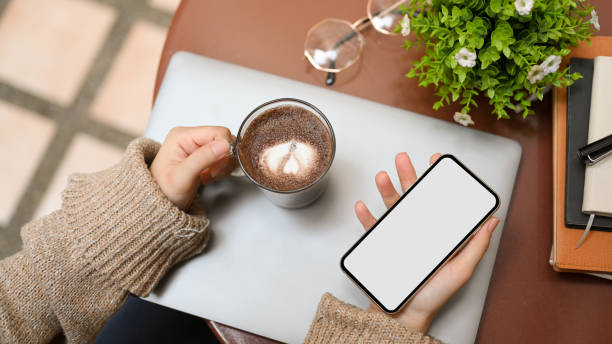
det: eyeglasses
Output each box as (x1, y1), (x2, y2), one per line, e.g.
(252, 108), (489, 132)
(304, 0), (408, 86)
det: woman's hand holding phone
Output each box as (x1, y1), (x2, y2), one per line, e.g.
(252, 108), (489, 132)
(354, 152), (499, 334)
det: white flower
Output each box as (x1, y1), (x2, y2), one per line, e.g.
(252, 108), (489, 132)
(514, 0), (534, 16)
(455, 47), (477, 68)
(590, 9), (600, 31)
(527, 65), (545, 84)
(372, 15), (393, 30)
(312, 49), (337, 66)
(541, 55), (561, 74)
(454, 112), (475, 126)
(400, 14), (410, 36)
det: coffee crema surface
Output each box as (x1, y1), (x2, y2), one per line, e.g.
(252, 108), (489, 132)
(238, 106), (333, 191)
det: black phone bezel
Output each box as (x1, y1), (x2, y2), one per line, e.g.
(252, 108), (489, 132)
(340, 154), (500, 313)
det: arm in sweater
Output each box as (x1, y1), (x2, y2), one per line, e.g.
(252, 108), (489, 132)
(0, 139), (211, 343)
(304, 293), (442, 344)
(0, 138), (440, 343)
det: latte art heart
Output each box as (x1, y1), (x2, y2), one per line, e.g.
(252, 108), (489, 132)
(260, 140), (317, 176)
(238, 105), (333, 191)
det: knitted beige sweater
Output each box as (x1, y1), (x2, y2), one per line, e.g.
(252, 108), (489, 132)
(0, 138), (440, 344)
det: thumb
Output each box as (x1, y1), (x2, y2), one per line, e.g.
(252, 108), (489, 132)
(453, 217), (499, 269)
(180, 139), (230, 182)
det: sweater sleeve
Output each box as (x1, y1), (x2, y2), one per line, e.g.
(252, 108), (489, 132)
(0, 251), (61, 343)
(0, 138), (211, 343)
(304, 293), (443, 344)
(61, 138), (210, 297)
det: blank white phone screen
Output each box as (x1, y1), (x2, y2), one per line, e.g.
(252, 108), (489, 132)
(342, 156), (498, 312)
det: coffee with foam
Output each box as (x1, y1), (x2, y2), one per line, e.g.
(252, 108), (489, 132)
(238, 105), (333, 191)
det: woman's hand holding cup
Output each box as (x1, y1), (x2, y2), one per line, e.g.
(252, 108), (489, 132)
(150, 126), (236, 211)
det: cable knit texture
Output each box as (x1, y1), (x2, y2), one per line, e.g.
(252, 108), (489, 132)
(62, 138), (210, 297)
(304, 293), (442, 344)
(0, 138), (210, 343)
(0, 138), (439, 343)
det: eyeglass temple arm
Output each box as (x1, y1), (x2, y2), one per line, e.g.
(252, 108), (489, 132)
(326, 62), (336, 85)
(325, 16), (371, 86)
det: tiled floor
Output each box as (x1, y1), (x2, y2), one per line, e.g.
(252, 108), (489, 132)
(91, 20), (168, 135)
(0, 0), (117, 106)
(0, 0), (178, 259)
(0, 100), (55, 226)
(34, 133), (124, 220)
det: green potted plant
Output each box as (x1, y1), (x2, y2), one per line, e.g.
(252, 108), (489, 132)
(397, 0), (599, 125)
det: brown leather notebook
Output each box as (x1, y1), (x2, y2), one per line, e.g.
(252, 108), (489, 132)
(552, 37), (612, 273)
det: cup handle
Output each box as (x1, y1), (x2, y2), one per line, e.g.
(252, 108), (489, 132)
(231, 167), (246, 177)
(227, 141), (247, 177)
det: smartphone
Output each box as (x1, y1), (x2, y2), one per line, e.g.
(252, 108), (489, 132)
(340, 154), (499, 313)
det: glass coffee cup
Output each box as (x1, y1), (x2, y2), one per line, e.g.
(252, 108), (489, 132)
(234, 98), (336, 208)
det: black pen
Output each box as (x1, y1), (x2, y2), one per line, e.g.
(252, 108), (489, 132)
(577, 133), (612, 165)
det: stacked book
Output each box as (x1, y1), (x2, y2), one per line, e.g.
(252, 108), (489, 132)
(551, 37), (612, 278)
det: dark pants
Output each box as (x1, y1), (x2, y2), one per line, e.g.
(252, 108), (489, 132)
(95, 295), (220, 344)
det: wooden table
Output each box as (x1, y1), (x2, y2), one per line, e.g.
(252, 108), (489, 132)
(154, 1), (612, 343)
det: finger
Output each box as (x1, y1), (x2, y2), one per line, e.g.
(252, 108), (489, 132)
(202, 155), (238, 183)
(452, 217), (499, 271)
(376, 171), (401, 208)
(395, 153), (417, 192)
(180, 139), (230, 182)
(188, 126), (232, 146)
(213, 155), (238, 177)
(199, 167), (213, 184)
(173, 126), (233, 155)
(355, 201), (377, 230)
(429, 153), (442, 165)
